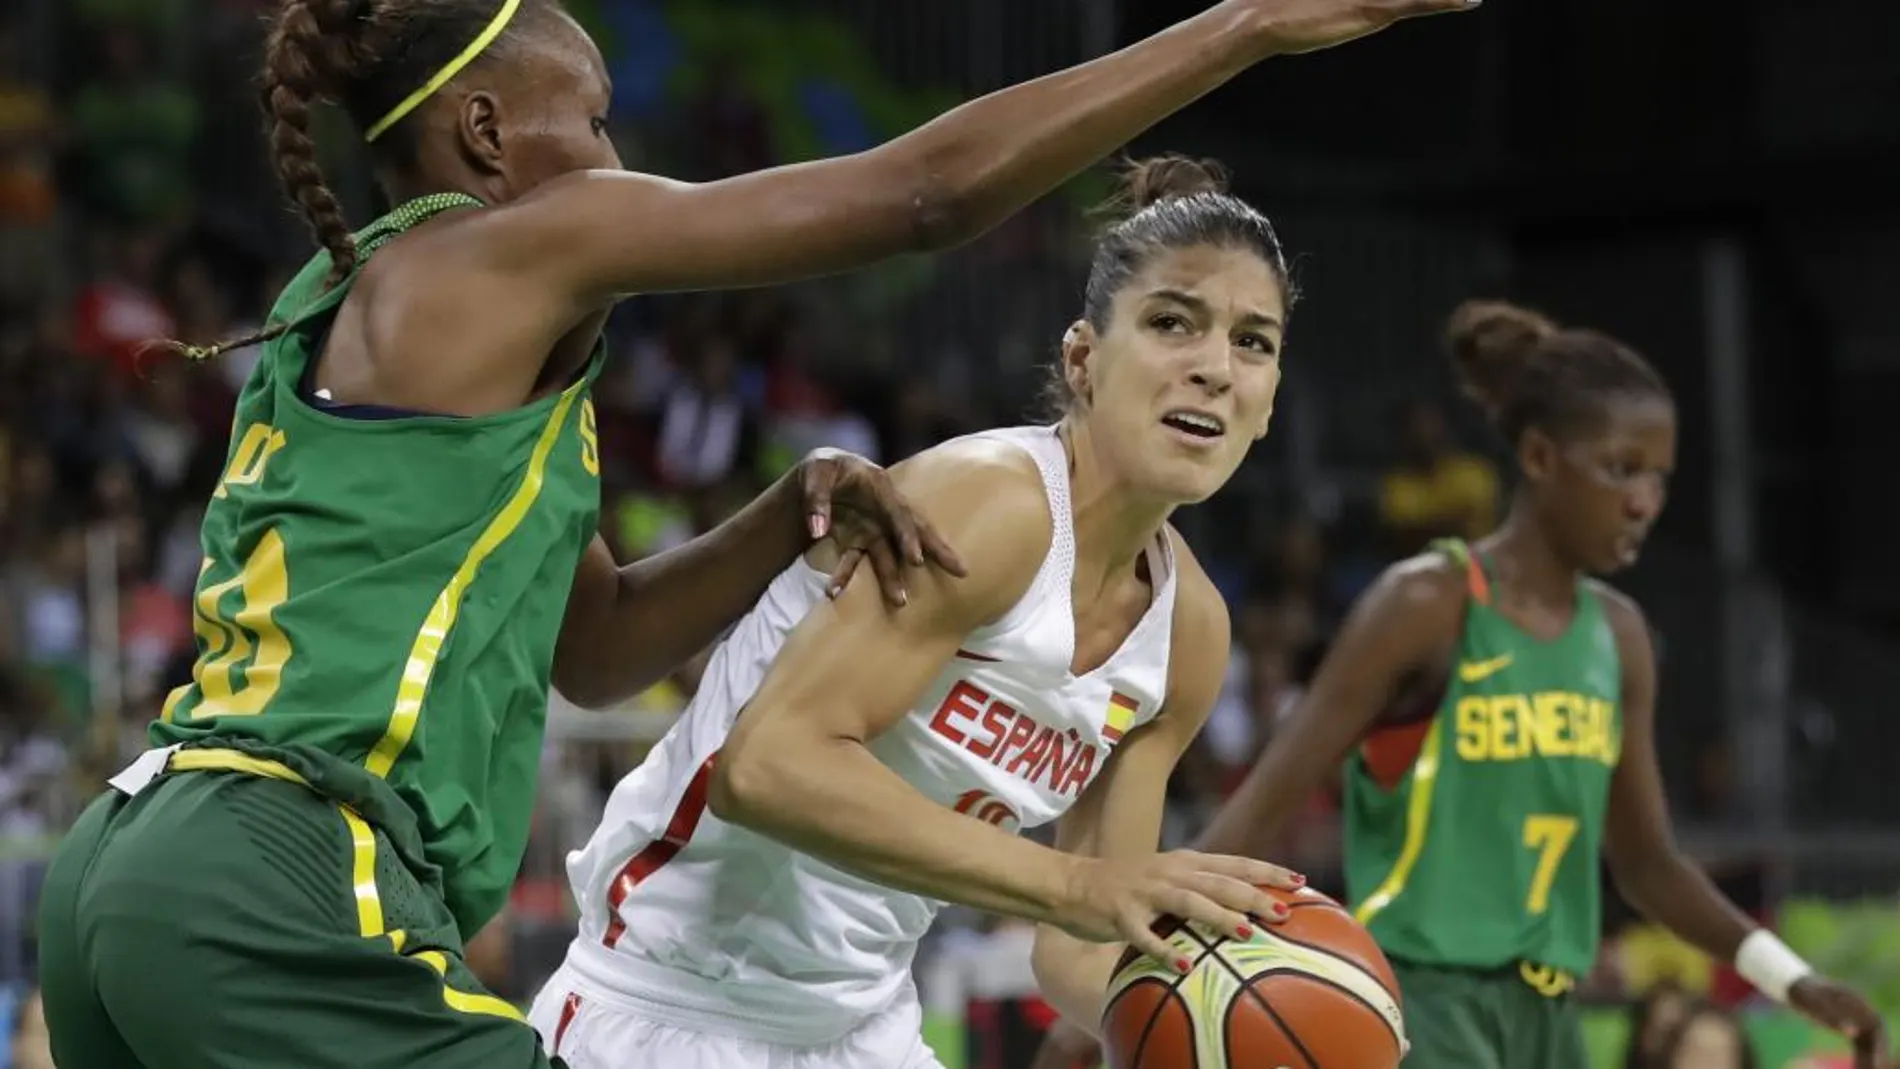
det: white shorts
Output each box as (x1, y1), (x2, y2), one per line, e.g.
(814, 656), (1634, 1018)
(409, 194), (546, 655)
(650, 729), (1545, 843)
(529, 966), (947, 1069)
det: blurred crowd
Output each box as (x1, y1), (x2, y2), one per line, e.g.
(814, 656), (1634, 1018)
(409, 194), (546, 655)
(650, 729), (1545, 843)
(0, 2), (1814, 1067)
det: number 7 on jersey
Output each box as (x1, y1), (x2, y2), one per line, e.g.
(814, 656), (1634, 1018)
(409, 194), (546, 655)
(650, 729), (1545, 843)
(1522, 814), (1578, 915)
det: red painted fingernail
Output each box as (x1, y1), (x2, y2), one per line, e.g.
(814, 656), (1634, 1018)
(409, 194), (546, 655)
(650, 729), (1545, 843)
(1274, 905), (1291, 919)
(1291, 873), (1307, 886)
(1236, 924), (1254, 940)
(1175, 957), (1193, 974)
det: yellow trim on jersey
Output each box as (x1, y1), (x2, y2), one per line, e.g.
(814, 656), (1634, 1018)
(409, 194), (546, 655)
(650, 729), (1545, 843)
(365, 386), (584, 779)
(364, 0), (521, 143)
(341, 808), (386, 940)
(169, 747), (311, 787)
(1105, 694), (1138, 737)
(413, 951), (529, 1022)
(339, 807), (520, 1020)
(1353, 719), (1445, 926)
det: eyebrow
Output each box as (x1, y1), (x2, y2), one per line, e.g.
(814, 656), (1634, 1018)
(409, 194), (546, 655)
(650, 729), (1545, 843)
(1148, 288), (1282, 331)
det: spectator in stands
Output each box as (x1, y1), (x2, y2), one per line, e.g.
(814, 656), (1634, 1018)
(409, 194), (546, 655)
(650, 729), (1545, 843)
(65, 20), (198, 224)
(1377, 396), (1498, 557)
(1624, 980), (1694, 1069)
(0, 13), (61, 308)
(653, 332), (761, 490)
(1653, 1002), (1759, 1069)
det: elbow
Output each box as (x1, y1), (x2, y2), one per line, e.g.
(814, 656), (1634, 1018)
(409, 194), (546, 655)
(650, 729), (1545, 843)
(550, 655), (639, 712)
(1606, 838), (1677, 908)
(887, 142), (979, 254)
(706, 736), (783, 828)
(908, 180), (970, 254)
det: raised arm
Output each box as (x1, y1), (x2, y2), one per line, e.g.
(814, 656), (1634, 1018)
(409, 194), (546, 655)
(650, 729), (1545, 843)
(707, 445), (1290, 948)
(1031, 542), (1300, 1034)
(1194, 557), (1465, 859)
(473, 0), (1471, 308)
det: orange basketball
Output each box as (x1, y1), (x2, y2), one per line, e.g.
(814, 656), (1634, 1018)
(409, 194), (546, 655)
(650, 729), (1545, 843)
(1100, 886), (1407, 1069)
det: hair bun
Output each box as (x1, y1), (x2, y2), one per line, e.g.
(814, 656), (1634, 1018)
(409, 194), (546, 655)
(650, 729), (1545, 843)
(1443, 299), (1559, 416)
(1098, 154), (1229, 220)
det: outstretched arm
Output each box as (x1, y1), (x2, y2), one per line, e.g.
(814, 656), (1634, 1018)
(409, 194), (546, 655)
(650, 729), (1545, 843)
(1598, 592), (1891, 1068)
(1194, 558), (1464, 859)
(553, 452), (963, 709)
(479, 0), (1472, 308)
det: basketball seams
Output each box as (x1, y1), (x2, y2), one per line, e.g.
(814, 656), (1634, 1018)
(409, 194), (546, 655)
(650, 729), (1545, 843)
(1105, 891), (1407, 1068)
(1237, 984), (1321, 1069)
(1209, 925), (1408, 1056)
(1239, 968), (1406, 1058)
(1109, 978), (1178, 1067)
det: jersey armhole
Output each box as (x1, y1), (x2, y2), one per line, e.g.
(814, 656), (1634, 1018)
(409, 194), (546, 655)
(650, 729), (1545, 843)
(1357, 540), (1481, 788)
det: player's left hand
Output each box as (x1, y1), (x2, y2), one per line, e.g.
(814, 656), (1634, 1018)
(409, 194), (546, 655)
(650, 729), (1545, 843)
(1791, 975), (1893, 1069)
(798, 448), (968, 607)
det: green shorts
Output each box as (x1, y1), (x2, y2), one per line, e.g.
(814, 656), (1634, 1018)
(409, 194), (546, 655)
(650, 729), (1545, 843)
(37, 751), (558, 1069)
(1394, 959), (1588, 1069)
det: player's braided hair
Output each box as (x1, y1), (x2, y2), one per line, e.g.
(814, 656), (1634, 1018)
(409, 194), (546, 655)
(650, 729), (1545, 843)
(155, 0), (558, 363)
(1045, 155), (1295, 415)
(1444, 299), (1672, 445)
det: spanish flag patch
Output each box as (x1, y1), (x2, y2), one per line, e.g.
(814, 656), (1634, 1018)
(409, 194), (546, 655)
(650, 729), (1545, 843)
(1103, 692), (1139, 743)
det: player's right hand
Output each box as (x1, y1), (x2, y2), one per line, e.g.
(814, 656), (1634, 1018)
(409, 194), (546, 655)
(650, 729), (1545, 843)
(1242, 0), (1478, 56)
(1061, 850), (1304, 974)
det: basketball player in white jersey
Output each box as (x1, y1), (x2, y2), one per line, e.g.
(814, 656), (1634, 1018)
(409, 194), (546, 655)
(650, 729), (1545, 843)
(531, 155), (1301, 1068)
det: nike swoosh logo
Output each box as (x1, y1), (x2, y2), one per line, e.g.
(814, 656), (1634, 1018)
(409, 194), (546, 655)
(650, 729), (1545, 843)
(1459, 654), (1515, 683)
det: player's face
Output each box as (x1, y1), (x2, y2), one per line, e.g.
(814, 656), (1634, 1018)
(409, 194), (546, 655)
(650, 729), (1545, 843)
(481, 15), (622, 199)
(1528, 393), (1676, 574)
(1069, 244), (1286, 505)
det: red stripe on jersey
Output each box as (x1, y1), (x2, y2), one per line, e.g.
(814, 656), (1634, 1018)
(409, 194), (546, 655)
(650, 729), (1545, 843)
(1102, 727), (1124, 743)
(602, 753), (718, 948)
(552, 991), (583, 1054)
(1109, 692), (1139, 710)
(955, 648), (999, 662)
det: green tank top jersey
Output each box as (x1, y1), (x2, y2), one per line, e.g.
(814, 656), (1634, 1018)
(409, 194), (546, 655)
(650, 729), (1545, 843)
(1343, 540), (1623, 978)
(151, 194), (607, 935)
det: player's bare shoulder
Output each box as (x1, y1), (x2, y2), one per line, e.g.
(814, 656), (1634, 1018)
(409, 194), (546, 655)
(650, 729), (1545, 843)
(879, 435), (1057, 623)
(1360, 549), (1470, 632)
(1583, 577), (1656, 669)
(1155, 527), (1231, 721)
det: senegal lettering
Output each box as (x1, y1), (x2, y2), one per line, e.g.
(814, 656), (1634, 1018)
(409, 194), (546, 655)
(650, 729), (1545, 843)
(927, 680), (1098, 798)
(1454, 692), (1619, 765)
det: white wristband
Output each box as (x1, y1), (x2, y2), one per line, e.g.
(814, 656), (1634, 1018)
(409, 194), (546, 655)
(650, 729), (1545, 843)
(1735, 929), (1813, 1004)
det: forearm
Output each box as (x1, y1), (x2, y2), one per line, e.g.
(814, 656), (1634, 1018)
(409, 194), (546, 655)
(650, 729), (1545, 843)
(1032, 927), (1122, 1035)
(711, 736), (1079, 923)
(1614, 848), (1758, 962)
(559, 477), (803, 706)
(1192, 756), (1309, 860)
(893, 3), (1274, 248)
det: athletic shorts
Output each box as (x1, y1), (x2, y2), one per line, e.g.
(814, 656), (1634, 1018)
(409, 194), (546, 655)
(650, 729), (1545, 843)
(1393, 958), (1589, 1069)
(529, 962), (947, 1069)
(38, 748), (556, 1069)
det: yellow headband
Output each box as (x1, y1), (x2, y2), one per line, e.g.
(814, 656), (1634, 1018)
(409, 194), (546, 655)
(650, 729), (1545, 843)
(363, 0), (521, 144)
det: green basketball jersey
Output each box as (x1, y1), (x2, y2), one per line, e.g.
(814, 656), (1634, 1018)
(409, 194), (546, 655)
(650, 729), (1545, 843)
(150, 194), (607, 935)
(1343, 540), (1623, 978)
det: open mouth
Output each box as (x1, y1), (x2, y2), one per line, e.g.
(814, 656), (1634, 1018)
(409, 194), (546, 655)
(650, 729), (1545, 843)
(1161, 410), (1226, 440)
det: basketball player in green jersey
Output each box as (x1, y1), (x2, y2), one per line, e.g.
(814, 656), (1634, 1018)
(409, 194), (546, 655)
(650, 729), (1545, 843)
(1196, 301), (1889, 1068)
(1034, 301), (1891, 1069)
(35, 1), (1477, 1067)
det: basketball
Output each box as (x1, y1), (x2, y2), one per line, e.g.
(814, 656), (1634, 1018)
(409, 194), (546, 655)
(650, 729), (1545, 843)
(1100, 886), (1407, 1069)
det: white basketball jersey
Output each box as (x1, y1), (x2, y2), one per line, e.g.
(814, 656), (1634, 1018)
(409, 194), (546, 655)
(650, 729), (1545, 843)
(558, 426), (1179, 1045)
